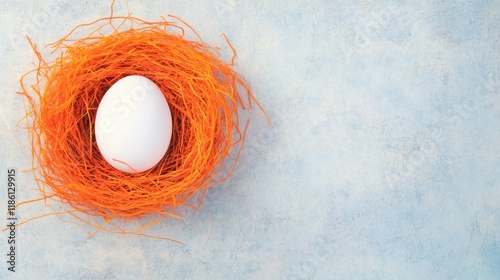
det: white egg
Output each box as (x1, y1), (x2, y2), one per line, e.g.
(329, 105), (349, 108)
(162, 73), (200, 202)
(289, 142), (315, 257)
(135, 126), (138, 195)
(95, 75), (172, 173)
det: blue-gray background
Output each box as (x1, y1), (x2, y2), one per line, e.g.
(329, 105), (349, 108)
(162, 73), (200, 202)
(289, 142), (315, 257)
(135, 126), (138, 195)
(1, 1), (499, 279)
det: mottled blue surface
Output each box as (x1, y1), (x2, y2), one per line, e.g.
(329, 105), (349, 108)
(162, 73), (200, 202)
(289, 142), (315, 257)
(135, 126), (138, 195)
(0, 1), (499, 279)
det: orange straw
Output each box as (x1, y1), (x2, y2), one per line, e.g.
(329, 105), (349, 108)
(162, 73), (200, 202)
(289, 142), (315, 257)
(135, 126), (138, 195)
(18, 13), (268, 227)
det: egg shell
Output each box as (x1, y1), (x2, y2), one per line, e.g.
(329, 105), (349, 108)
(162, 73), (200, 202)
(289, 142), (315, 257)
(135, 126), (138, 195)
(95, 75), (172, 173)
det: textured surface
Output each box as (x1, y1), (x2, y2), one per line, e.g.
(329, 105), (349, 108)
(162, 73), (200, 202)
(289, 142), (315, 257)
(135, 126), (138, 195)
(1, 1), (499, 279)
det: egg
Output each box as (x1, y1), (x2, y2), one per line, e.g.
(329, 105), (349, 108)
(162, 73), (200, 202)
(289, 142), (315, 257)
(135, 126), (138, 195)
(95, 75), (172, 173)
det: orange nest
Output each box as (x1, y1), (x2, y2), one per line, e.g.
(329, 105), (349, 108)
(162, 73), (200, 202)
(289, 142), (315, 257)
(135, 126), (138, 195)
(19, 14), (266, 224)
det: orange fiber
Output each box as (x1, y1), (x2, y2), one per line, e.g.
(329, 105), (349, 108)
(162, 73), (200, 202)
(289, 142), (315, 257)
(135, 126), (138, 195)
(18, 14), (267, 224)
